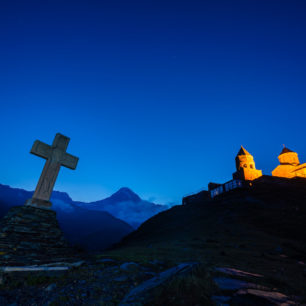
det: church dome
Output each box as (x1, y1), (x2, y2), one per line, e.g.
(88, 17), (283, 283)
(278, 146), (299, 165)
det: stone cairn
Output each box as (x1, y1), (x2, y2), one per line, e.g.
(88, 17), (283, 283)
(0, 206), (75, 265)
(0, 133), (79, 265)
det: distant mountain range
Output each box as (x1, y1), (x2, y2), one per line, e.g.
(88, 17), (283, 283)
(0, 184), (168, 251)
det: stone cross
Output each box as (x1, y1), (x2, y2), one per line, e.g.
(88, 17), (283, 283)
(26, 133), (79, 209)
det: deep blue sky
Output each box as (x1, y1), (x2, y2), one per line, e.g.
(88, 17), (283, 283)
(1, 0), (306, 204)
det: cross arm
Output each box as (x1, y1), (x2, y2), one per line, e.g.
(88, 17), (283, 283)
(30, 140), (52, 160)
(61, 153), (79, 170)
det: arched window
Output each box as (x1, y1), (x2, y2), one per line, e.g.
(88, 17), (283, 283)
(243, 164), (247, 168)
(250, 164), (254, 169)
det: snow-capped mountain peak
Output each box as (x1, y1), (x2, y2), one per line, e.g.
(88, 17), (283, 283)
(109, 187), (141, 203)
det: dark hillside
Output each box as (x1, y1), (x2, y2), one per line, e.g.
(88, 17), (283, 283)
(120, 180), (306, 246)
(105, 182), (306, 302)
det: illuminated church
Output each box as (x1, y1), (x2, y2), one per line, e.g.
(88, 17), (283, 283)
(207, 145), (306, 198)
(232, 145), (306, 180)
(183, 145), (306, 203)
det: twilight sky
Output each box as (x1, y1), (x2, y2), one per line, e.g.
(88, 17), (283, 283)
(1, 0), (306, 204)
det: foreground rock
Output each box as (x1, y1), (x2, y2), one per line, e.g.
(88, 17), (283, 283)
(212, 266), (300, 305)
(119, 262), (199, 305)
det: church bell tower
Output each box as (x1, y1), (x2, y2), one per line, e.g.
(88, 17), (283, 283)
(232, 146), (262, 181)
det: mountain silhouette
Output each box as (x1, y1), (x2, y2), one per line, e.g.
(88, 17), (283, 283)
(74, 187), (167, 228)
(107, 187), (141, 203)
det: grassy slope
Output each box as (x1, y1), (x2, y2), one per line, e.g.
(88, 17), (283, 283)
(102, 183), (306, 300)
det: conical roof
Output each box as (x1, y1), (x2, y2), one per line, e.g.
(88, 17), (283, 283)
(237, 146), (251, 156)
(279, 146), (294, 155)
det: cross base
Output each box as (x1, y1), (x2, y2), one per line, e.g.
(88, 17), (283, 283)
(25, 198), (52, 209)
(0, 205), (78, 266)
